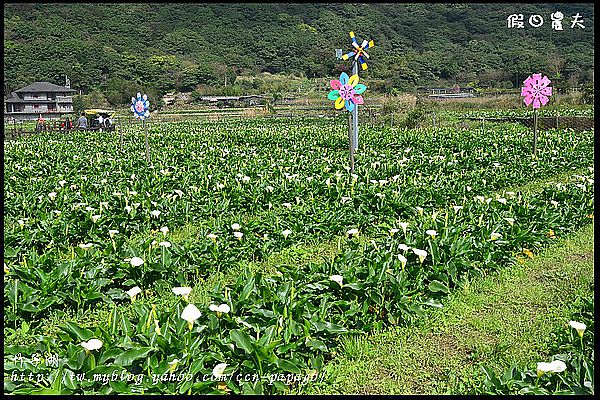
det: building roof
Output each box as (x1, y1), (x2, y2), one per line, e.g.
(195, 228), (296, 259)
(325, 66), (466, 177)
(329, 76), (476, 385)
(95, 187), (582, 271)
(199, 95), (264, 102)
(4, 92), (25, 103)
(14, 81), (76, 93)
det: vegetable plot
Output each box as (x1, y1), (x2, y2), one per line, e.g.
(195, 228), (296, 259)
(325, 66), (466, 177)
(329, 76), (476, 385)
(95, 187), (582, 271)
(3, 116), (594, 394)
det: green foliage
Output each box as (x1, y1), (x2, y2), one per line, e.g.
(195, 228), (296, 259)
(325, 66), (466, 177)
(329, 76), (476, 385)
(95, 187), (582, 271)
(481, 294), (594, 395)
(3, 3), (594, 103)
(581, 84), (594, 105)
(399, 107), (427, 129)
(3, 116), (595, 394)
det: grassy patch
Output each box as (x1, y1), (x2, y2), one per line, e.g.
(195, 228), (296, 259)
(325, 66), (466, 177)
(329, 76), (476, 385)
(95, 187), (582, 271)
(497, 166), (590, 196)
(302, 222), (594, 395)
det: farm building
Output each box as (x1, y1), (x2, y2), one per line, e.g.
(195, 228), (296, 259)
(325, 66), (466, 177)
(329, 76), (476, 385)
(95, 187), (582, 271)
(199, 95), (265, 107)
(4, 81), (76, 121)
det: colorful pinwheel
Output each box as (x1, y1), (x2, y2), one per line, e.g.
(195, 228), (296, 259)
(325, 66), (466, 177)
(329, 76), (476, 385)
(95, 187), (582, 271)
(341, 31), (375, 70)
(131, 92), (150, 120)
(521, 74), (552, 109)
(328, 72), (367, 112)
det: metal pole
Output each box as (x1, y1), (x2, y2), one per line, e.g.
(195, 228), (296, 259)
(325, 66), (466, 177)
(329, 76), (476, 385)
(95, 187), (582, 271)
(119, 123), (123, 152)
(533, 109), (538, 157)
(144, 119), (150, 163)
(481, 117), (485, 135)
(348, 114), (355, 173)
(352, 62), (359, 150)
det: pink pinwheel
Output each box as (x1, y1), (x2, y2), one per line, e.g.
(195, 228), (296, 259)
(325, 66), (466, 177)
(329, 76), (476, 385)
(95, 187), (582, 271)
(521, 73), (552, 109)
(328, 72), (367, 112)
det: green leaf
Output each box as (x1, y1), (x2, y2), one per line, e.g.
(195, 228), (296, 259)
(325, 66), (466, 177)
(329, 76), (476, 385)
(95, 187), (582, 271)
(312, 321), (348, 334)
(60, 321), (94, 341)
(428, 280), (449, 293)
(98, 347), (123, 364)
(306, 339), (328, 352)
(62, 370), (77, 390)
(113, 347), (154, 367)
(422, 298), (443, 308)
(4, 246), (18, 258)
(120, 311), (132, 336)
(239, 276), (255, 303)
(12, 388), (65, 395)
(408, 303), (426, 318)
(275, 358), (302, 373)
(178, 377), (194, 394)
(272, 381), (288, 391)
(230, 329), (254, 354)
(109, 380), (132, 393)
(345, 282), (364, 290)
(518, 386), (550, 394)
(21, 320), (30, 334)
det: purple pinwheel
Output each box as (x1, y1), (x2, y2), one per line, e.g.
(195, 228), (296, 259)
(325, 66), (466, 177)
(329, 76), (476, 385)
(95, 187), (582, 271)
(521, 74), (552, 109)
(328, 72), (367, 112)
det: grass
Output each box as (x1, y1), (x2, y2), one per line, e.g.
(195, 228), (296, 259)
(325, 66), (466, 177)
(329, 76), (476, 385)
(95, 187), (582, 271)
(300, 222), (594, 395)
(498, 166), (591, 196)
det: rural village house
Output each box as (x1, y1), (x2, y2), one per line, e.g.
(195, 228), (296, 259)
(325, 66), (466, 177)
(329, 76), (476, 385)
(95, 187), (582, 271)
(4, 81), (75, 121)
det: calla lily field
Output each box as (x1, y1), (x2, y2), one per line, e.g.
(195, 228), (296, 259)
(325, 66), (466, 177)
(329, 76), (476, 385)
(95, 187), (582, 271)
(3, 115), (594, 394)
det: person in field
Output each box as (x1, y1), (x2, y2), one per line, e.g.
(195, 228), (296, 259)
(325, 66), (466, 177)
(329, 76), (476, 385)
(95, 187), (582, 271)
(36, 114), (45, 133)
(61, 117), (73, 132)
(77, 112), (88, 130)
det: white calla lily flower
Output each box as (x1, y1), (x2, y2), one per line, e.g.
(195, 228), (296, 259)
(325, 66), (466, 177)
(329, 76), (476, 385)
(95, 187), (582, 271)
(569, 320), (586, 337)
(80, 339), (103, 351)
(412, 248), (428, 264)
(181, 303), (202, 330)
(212, 363), (228, 379)
(329, 275), (343, 286)
(398, 254), (407, 269)
(172, 286), (192, 301)
(130, 257), (144, 267)
(126, 286), (142, 301)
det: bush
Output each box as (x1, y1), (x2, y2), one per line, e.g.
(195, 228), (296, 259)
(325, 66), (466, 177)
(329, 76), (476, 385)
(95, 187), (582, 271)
(381, 94), (417, 115)
(581, 84), (594, 105)
(399, 107), (426, 129)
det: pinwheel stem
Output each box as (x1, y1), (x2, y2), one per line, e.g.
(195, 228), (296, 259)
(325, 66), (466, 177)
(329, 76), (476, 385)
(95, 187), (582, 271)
(352, 62), (359, 151)
(348, 114), (355, 173)
(533, 109), (538, 157)
(119, 125), (123, 152)
(144, 119), (150, 163)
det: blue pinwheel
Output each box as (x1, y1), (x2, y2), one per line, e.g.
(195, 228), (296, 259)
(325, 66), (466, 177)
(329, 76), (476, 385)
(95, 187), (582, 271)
(130, 92), (150, 120)
(341, 31), (375, 71)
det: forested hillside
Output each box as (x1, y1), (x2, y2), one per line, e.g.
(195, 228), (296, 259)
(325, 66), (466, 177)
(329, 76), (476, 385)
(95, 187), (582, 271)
(3, 3), (594, 103)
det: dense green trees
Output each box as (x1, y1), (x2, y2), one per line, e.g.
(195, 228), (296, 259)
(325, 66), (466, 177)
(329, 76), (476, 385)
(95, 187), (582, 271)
(3, 3), (594, 105)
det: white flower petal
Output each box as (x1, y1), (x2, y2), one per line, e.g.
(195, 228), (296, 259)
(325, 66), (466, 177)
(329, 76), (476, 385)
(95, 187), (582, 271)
(130, 257), (144, 267)
(80, 338), (103, 351)
(181, 303), (201, 323)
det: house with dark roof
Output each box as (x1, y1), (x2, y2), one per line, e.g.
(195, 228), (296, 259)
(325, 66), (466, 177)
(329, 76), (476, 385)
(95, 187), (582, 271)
(4, 81), (76, 121)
